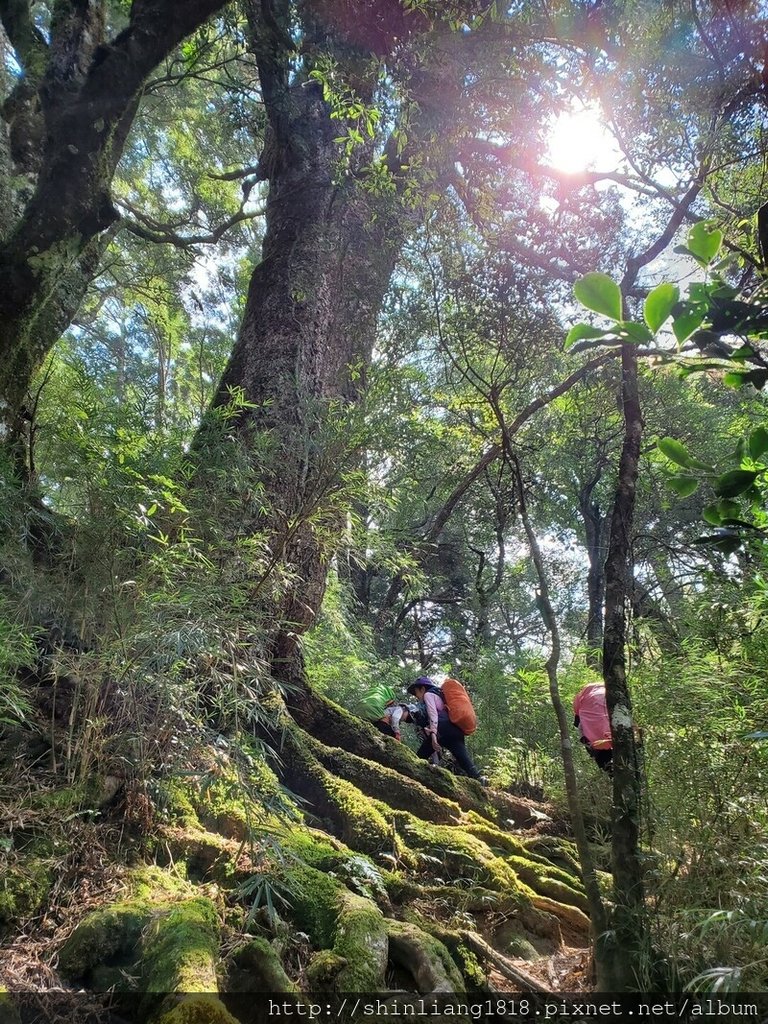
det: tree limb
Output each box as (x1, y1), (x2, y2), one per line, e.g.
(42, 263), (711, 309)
(0, 0), (47, 79)
(118, 199), (263, 248)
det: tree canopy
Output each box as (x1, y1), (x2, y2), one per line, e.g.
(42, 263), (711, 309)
(1, 0), (768, 1012)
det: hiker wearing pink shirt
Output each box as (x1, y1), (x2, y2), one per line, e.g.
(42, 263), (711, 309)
(573, 682), (613, 775)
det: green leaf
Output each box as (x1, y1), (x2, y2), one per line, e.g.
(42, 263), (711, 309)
(573, 273), (622, 321)
(658, 437), (694, 468)
(749, 426), (768, 460)
(702, 504), (722, 526)
(618, 320), (655, 343)
(714, 535), (742, 555)
(644, 283), (679, 332)
(564, 323), (608, 349)
(714, 469), (758, 498)
(668, 475), (698, 497)
(716, 499), (742, 522)
(673, 309), (705, 345)
(687, 221), (724, 264)
(692, 533), (741, 554)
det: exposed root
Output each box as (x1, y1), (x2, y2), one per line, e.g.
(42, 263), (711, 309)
(385, 920), (465, 994)
(458, 932), (549, 993)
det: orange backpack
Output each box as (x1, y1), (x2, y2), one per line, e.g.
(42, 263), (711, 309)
(441, 678), (478, 735)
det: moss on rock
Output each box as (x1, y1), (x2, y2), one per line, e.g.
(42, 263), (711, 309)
(58, 866), (200, 986)
(280, 860), (343, 948)
(305, 950), (348, 989)
(142, 896), (220, 994)
(311, 739), (462, 825)
(506, 856), (588, 912)
(0, 858), (54, 929)
(57, 904), (149, 979)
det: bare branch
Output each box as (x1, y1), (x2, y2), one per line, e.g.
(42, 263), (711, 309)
(118, 199), (263, 248)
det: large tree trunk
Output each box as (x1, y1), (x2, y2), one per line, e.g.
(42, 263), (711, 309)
(208, 0), (449, 684)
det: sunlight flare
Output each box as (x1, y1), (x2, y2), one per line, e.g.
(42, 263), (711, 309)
(546, 105), (618, 173)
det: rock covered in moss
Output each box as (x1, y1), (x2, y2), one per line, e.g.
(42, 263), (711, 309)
(386, 920), (465, 993)
(142, 897), (220, 994)
(305, 950), (348, 989)
(57, 866), (195, 982)
(57, 905), (149, 978)
(332, 891), (387, 990)
(0, 858), (54, 930)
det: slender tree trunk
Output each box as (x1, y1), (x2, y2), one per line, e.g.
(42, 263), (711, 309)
(486, 400), (609, 976)
(601, 342), (647, 990)
(579, 472), (608, 671)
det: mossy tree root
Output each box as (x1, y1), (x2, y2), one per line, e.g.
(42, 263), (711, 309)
(329, 891), (388, 991)
(284, 687), (530, 822)
(385, 920), (465, 994)
(228, 937), (298, 993)
(458, 932), (549, 994)
(309, 736), (462, 825)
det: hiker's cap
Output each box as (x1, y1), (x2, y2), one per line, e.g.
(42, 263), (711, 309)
(407, 676), (433, 695)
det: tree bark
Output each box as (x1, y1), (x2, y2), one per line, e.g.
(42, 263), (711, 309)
(207, 0), (474, 686)
(579, 469), (609, 670)
(0, 0), (229, 442)
(600, 341), (647, 991)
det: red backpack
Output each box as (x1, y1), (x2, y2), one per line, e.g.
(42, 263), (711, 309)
(440, 678), (478, 735)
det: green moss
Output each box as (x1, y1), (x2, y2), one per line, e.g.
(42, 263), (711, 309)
(163, 782), (202, 830)
(229, 937), (297, 992)
(142, 897), (220, 994)
(163, 828), (236, 885)
(305, 950), (348, 989)
(58, 905), (149, 978)
(521, 836), (582, 876)
(504, 933), (541, 960)
(310, 739), (462, 826)
(58, 866), (198, 981)
(332, 892), (387, 990)
(455, 943), (486, 990)
(280, 861), (343, 947)
(0, 858), (53, 927)
(91, 964), (136, 992)
(152, 995), (239, 1024)
(180, 743), (288, 842)
(31, 783), (93, 814)
(281, 825), (347, 869)
(130, 865), (192, 901)
(392, 812), (525, 895)
(386, 919), (465, 993)
(330, 779), (394, 853)
(506, 856), (587, 911)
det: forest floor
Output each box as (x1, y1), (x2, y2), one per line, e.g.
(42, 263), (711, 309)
(0, 709), (596, 1022)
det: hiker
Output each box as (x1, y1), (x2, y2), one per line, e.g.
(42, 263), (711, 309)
(407, 676), (485, 782)
(573, 682), (613, 775)
(372, 701), (415, 741)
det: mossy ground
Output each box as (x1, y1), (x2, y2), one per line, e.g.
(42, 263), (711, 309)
(1, 708), (591, 1014)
